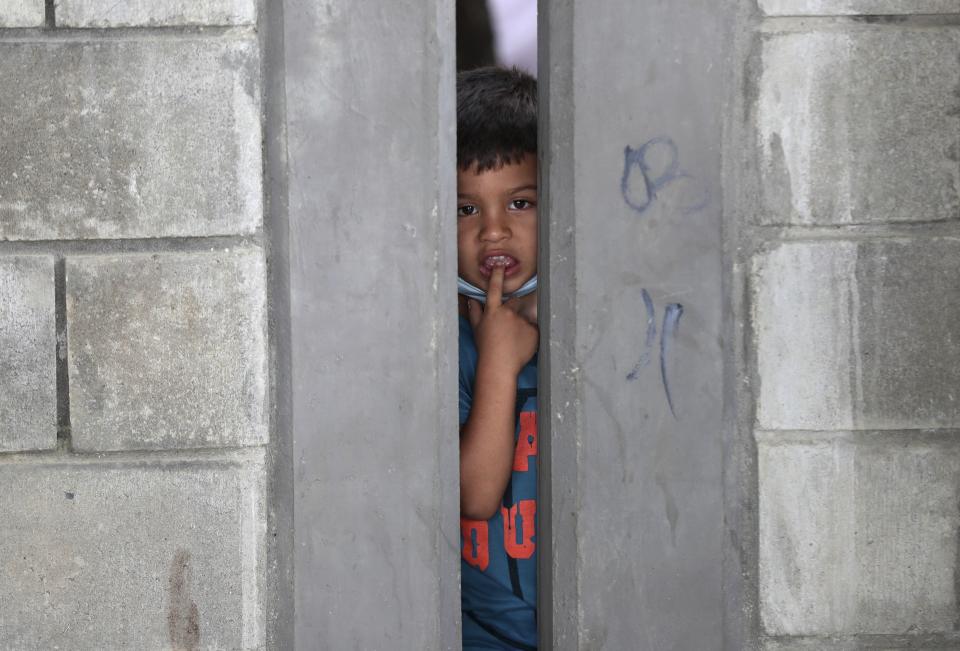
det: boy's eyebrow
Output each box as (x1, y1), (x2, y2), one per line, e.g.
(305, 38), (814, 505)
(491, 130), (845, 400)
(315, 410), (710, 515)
(457, 184), (539, 200)
(508, 184), (538, 194)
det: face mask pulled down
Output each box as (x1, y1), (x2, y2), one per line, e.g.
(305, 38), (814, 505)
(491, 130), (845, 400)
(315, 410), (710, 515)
(457, 275), (538, 304)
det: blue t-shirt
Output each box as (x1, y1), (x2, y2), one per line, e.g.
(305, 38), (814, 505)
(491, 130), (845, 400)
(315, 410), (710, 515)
(459, 316), (538, 651)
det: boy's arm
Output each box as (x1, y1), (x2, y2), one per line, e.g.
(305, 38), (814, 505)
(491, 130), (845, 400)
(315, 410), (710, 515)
(460, 267), (538, 520)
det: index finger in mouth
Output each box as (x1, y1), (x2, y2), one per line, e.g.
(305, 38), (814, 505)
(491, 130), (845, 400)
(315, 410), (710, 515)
(486, 266), (505, 308)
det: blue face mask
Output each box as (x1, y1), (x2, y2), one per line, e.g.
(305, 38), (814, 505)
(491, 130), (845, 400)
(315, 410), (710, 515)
(458, 275), (538, 304)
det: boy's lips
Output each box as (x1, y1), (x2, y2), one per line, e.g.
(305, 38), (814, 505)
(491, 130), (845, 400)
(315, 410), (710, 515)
(479, 254), (521, 277)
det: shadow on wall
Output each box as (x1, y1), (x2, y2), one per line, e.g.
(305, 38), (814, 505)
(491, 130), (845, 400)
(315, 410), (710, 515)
(457, 0), (537, 75)
(457, 1), (495, 71)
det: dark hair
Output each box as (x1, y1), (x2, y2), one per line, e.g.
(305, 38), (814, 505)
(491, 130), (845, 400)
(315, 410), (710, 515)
(457, 67), (537, 172)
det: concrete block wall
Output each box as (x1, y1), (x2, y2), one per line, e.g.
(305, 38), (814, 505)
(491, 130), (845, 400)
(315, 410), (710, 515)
(733, 1), (960, 647)
(0, 2), (275, 648)
(0, 38), (262, 240)
(0, 1), (43, 27)
(0, 255), (56, 451)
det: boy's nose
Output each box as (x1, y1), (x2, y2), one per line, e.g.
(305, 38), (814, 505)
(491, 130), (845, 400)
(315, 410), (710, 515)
(479, 211), (510, 241)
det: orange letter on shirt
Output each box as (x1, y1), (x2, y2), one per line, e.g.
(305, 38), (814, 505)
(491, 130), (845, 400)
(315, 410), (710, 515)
(461, 519), (489, 570)
(512, 412), (538, 471)
(502, 499), (536, 559)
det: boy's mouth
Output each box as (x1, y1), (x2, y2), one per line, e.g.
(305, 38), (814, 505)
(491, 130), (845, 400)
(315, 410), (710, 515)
(480, 254), (520, 277)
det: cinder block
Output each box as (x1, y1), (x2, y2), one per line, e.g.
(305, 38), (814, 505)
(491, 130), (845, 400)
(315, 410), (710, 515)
(758, 434), (959, 635)
(0, 38), (262, 240)
(58, 0), (255, 27)
(0, 455), (265, 649)
(760, 0), (960, 14)
(756, 29), (960, 225)
(754, 239), (960, 431)
(0, 256), (56, 451)
(0, 1), (44, 26)
(67, 249), (268, 451)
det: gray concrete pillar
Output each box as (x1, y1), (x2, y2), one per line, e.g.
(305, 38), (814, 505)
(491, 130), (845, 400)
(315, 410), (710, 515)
(540, 1), (732, 648)
(283, 1), (461, 649)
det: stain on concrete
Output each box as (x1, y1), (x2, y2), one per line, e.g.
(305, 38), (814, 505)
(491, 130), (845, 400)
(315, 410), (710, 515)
(946, 141), (960, 163)
(954, 514), (960, 630)
(626, 288), (656, 381)
(742, 36), (764, 127)
(655, 470), (680, 547)
(763, 131), (795, 219)
(853, 15), (909, 23)
(167, 549), (200, 651)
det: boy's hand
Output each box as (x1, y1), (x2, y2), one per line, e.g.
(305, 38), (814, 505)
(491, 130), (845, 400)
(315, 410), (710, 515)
(467, 267), (539, 374)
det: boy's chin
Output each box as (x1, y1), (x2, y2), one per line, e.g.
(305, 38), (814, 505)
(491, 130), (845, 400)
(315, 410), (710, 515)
(506, 275), (537, 295)
(501, 273), (537, 292)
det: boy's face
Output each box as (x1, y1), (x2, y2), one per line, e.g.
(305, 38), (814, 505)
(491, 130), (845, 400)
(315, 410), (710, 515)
(457, 154), (538, 296)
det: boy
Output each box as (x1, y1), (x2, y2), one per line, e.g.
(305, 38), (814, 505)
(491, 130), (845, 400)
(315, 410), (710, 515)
(457, 67), (539, 651)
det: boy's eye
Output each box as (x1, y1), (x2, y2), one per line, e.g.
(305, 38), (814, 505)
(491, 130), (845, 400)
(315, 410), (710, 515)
(458, 204), (477, 217)
(509, 199), (535, 210)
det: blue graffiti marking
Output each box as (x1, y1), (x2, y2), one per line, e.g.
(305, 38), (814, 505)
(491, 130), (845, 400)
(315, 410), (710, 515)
(660, 303), (684, 419)
(625, 291), (684, 419)
(642, 290), (658, 354)
(626, 289), (657, 381)
(621, 137), (681, 213)
(621, 137), (710, 215)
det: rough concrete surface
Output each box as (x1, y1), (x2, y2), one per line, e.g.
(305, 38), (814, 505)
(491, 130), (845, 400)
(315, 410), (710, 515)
(0, 454), (266, 650)
(0, 255), (56, 451)
(755, 28), (960, 225)
(0, 38), (262, 240)
(58, 0), (256, 27)
(758, 433), (959, 635)
(538, 0), (731, 646)
(284, 0), (461, 648)
(67, 249), (268, 451)
(754, 239), (960, 431)
(760, 0), (960, 14)
(0, 0), (43, 26)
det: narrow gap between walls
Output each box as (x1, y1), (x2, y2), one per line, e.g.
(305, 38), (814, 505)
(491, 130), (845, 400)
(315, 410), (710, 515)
(45, 0), (55, 28)
(54, 256), (71, 451)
